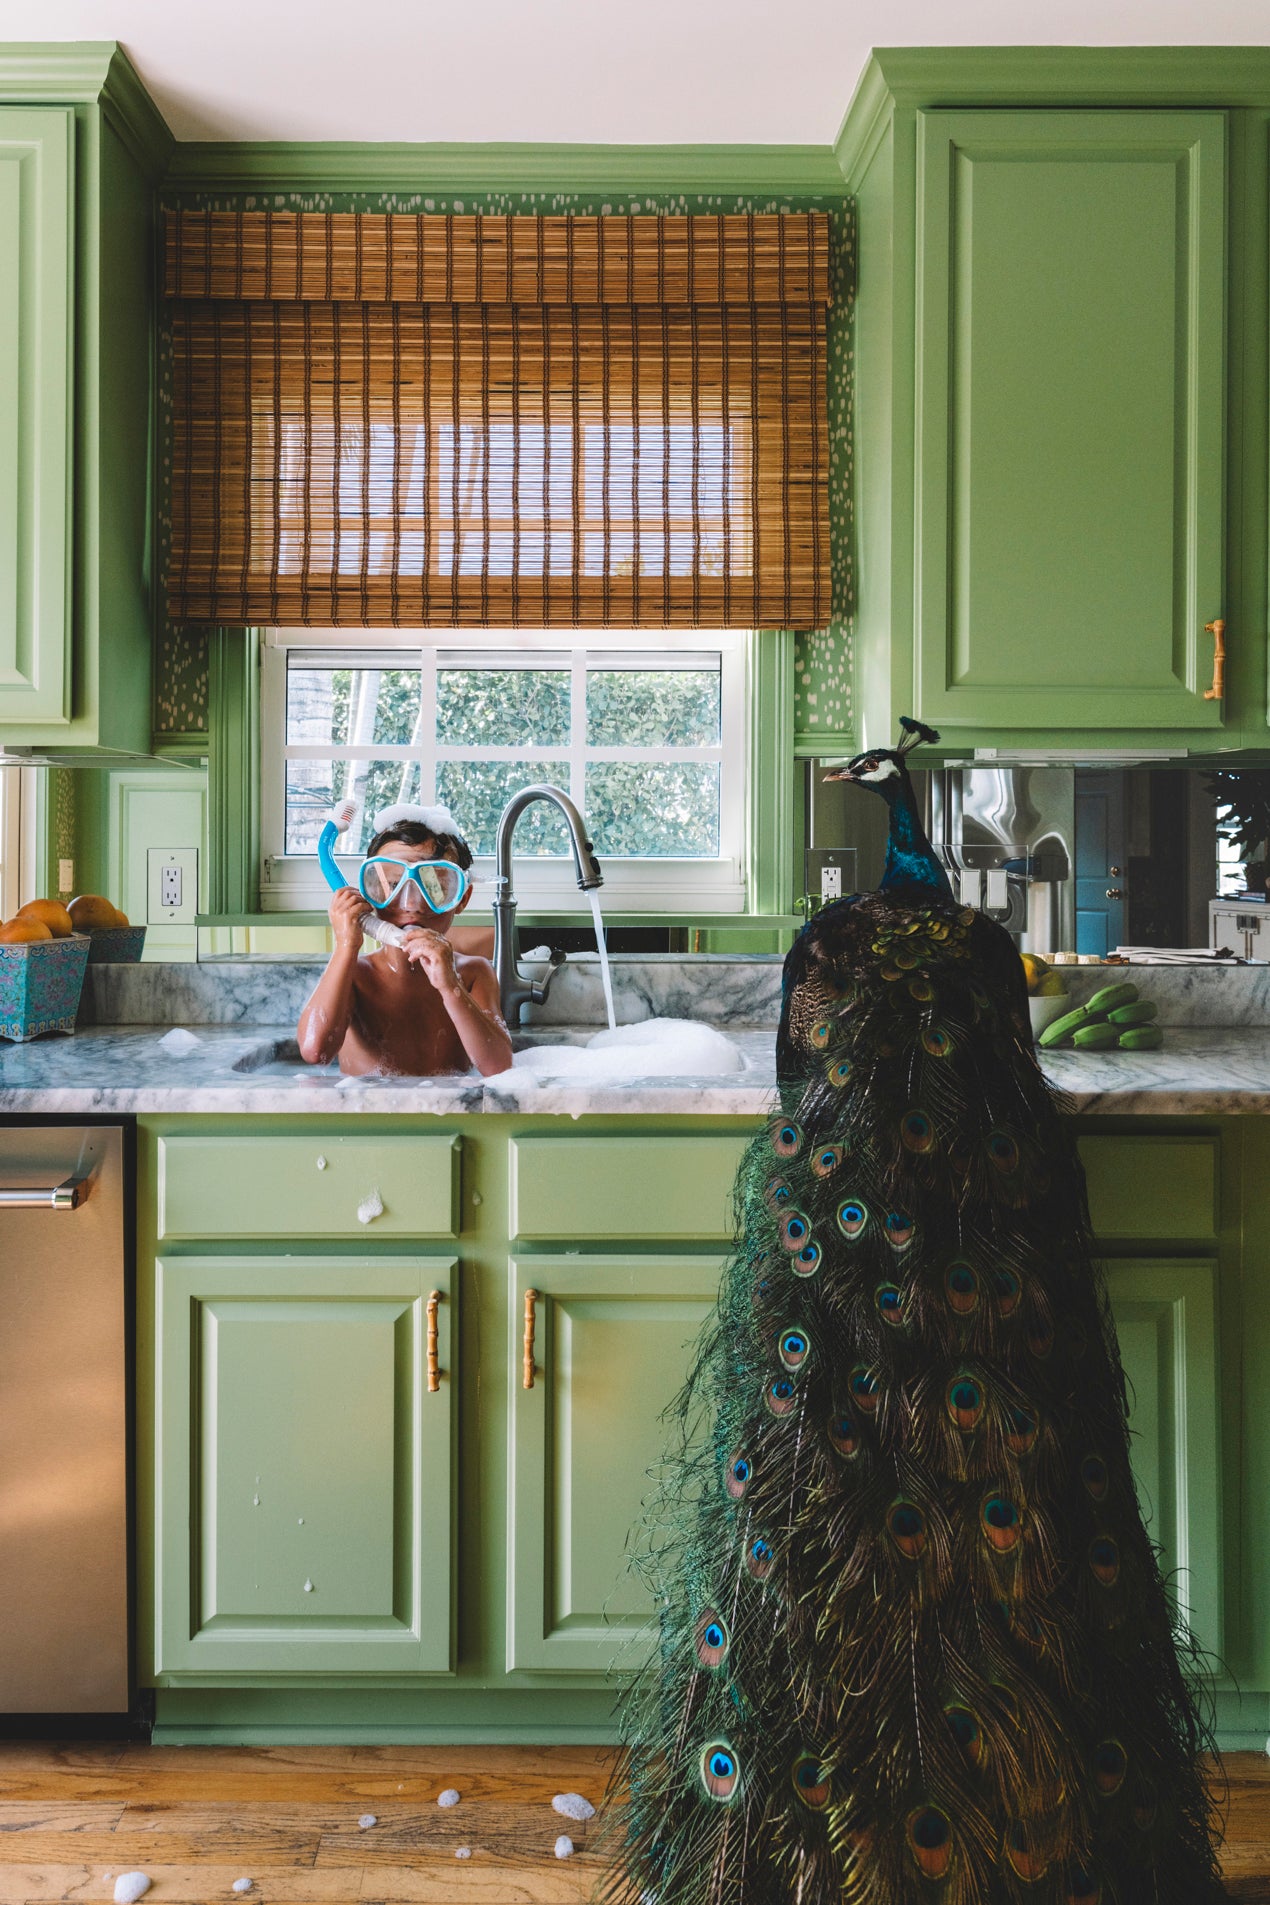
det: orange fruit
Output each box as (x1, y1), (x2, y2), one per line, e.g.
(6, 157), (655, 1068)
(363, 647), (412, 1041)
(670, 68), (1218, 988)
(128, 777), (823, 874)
(16, 898), (73, 938)
(68, 894), (124, 932)
(0, 918), (53, 944)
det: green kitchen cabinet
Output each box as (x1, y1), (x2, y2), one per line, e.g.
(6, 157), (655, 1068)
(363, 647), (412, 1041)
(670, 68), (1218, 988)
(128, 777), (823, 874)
(154, 1252), (457, 1677)
(0, 45), (169, 751)
(505, 1253), (719, 1673)
(839, 52), (1270, 754)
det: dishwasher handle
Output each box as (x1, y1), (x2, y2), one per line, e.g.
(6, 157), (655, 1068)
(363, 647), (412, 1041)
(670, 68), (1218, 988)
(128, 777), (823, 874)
(0, 1175), (90, 1211)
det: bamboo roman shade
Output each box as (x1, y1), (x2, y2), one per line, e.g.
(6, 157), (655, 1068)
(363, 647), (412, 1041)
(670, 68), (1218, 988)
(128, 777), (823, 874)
(165, 210), (831, 629)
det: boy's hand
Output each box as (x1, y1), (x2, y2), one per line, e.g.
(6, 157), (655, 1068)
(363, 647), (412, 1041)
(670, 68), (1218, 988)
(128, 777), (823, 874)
(329, 886), (369, 952)
(402, 926), (461, 994)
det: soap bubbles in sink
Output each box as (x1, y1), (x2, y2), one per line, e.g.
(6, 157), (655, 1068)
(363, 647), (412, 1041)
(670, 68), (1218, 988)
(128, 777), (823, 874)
(498, 1017), (746, 1082)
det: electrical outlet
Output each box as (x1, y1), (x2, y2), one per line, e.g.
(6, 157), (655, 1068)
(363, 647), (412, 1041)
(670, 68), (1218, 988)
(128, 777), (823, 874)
(821, 865), (842, 900)
(148, 848), (199, 925)
(58, 859), (74, 895)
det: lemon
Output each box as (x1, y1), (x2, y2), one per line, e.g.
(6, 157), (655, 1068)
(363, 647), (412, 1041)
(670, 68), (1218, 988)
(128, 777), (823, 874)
(1019, 953), (1049, 993)
(1037, 973), (1069, 996)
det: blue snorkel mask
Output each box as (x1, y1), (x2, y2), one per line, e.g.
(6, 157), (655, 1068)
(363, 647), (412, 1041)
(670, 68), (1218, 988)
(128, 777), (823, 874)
(357, 854), (470, 914)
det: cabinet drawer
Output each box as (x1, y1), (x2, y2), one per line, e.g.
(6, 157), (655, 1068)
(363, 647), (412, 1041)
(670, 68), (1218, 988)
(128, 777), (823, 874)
(157, 1134), (460, 1240)
(509, 1135), (749, 1241)
(1078, 1136), (1217, 1240)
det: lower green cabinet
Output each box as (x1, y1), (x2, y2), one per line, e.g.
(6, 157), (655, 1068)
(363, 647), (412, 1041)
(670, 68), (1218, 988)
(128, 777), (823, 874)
(1104, 1258), (1222, 1661)
(154, 1253), (456, 1677)
(506, 1254), (720, 1673)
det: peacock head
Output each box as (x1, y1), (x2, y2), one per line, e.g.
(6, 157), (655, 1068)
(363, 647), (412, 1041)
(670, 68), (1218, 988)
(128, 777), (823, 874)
(822, 717), (941, 795)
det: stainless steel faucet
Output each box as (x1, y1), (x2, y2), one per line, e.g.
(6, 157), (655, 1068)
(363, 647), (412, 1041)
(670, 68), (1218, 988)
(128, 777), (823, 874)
(492, 784), (603, 1025)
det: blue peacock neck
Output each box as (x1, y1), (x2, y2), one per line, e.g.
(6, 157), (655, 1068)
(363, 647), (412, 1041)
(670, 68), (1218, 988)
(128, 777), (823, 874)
(878, 771), (955, 905)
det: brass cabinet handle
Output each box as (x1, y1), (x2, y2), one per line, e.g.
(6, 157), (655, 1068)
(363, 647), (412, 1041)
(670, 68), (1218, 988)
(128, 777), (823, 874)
(1204, 618), (1226, 701)
(523, 1289), (539, 1390)
(427, 1289), (442, 1394)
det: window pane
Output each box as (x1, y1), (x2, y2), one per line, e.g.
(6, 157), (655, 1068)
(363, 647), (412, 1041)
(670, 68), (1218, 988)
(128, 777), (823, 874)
(437, 668), (570, 747)
(586, 667), (720, 746)
(436, 761), (572, 857)
(287, 666), (421, 747)
(284, 758), (421, 856)
(585, 762), (720, 858)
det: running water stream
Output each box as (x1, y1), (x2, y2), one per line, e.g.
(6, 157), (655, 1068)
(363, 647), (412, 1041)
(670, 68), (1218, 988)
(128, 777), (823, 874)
(588, 888), (618, 1032)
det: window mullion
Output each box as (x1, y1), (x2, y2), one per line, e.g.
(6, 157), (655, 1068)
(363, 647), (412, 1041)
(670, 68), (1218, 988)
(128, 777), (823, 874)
(419, 643), (438, 803)
(570, 647), (587, 813)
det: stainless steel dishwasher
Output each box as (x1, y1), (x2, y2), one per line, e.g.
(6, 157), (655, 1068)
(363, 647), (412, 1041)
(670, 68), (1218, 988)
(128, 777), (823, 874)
(0, 1123), (130, 1715)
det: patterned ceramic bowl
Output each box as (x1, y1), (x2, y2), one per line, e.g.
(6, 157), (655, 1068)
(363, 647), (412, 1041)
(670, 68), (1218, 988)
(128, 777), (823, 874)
(84, 925), (148, 964)
(0, 932), (92, 1041)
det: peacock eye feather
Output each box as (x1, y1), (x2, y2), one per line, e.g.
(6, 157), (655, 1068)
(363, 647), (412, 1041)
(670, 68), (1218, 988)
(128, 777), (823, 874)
(790, 1753), (832, 1809)
(886, 1498), (927, 1559)
(811, 1142), (844, 1178)
(946, 1373), (985, 1431)
(884, 1209), (916, 1250)
(792, 1240), (822, 1277)
(763, 1174), (793, 1212)
(826, 1056), (853, 1087)
(694, 1609), (731, 1670)
(1006, 1405), (1039, 1455)
(986, 1129), (1020, 1174)
(1093, 1738), (1128, 1796)
(778, 1209), (812, 1252)
(724, 1452), (752, 1499)
(881, 964), (905, 983)
(1027, 1319), (1055, 1360)
(1089, 1537), (1120, 1586)
(981, 1493), (1023, 1553)
(809, 1019), (833, 1050)
(992, 1267), (1022, 1317)
(921, 1026), (954, 1057)
(828, 1411), (860, 1456)
(875, 1282), (906, 1327)
(906, 1807), (953, 1879)
(745, 1535), (775, 1579)
(907, 974), (934, 1001)
(900, 1109), (935, 1153)
(836, 1197), (869, 1239)
(1081, 1453), (1110, 1501)
(765, 1375), (797, 1417)
(944, 1703), (987, 1766)
(849, 1365), (879, 1412)
(779, 1328), (810, 1371)
(699, 1740), (741, 1801)
(1065, 1863), (1103, 1904)
(1004, 1822), (1049, 1883)
(945, 1260), (980, 1314)
(769, 1117), (804, 1159)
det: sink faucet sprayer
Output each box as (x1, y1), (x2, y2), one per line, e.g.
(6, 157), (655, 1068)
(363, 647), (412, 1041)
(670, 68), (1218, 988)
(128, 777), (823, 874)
(492, 786), (603, 1025)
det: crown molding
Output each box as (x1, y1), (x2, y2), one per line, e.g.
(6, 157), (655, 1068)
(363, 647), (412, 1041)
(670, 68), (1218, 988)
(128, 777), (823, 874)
(0, 41), (174, 178)
(162, 140), (848, 198)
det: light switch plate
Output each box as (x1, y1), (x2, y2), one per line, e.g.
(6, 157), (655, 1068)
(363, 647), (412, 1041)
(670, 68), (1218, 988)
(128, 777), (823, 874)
(148, 848), (198, 924)
(57, 859), (74, 895)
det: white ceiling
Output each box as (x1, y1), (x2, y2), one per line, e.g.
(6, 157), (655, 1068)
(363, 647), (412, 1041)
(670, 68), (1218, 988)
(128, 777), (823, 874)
(3, 0), (1270, 145)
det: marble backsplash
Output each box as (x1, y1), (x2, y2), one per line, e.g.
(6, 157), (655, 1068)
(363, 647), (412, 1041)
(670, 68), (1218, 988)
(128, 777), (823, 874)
(80, 952), (1270, 1029)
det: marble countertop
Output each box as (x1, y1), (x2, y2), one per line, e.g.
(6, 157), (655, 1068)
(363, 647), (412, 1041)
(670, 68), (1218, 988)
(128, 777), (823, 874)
(1, 1023), (1269, 1116)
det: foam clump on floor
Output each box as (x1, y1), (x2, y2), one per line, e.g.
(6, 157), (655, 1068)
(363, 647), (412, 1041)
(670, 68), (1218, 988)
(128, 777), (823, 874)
(497, 1018), (745, 1084)
(555, 1835), (575, 1858)
(358, 1813), (377, 1829)
(232, 1882), (253, 1895)
(553, 1792), (596, 1820)
(455, 1845), (472, 1859)
(113, 1876), (151, 1903)
(437, 1788), (461, 1807)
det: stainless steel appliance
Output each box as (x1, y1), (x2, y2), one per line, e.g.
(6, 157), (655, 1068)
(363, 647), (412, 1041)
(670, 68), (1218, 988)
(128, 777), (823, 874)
(0, 1125), (130, 1715)
(928, 767), (1075, 954)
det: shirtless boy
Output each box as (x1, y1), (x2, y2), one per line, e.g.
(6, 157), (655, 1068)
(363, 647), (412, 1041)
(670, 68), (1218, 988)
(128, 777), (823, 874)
(297, 805), (513, 1078)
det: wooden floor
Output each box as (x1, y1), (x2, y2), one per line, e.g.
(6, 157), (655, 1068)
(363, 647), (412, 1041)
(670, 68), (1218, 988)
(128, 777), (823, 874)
(0, 1742), (1267, 1902)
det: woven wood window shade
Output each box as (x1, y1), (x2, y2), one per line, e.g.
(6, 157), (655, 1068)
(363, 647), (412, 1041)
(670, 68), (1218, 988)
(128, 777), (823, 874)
(166, 211), (831, 629)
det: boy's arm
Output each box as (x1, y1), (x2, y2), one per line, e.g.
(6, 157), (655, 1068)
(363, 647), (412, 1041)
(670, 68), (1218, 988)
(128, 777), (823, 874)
(403, 933), (513, 1075)
(297, 888), (366, 1064)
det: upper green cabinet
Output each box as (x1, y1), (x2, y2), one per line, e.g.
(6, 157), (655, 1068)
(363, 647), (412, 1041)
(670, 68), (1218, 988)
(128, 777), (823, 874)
(0, 106), (73, 724)
(0, 47), (169, 752)
(840, 52), (1270, 754)
(914, 111), (1225, 734)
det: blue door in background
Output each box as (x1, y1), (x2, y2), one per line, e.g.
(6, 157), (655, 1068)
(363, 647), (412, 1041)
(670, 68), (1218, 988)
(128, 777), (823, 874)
(1075, 772), (1126, 956)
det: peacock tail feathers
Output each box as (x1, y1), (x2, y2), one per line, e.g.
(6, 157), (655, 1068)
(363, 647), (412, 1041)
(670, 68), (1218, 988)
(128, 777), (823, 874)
(597, 881), (1227, 1905)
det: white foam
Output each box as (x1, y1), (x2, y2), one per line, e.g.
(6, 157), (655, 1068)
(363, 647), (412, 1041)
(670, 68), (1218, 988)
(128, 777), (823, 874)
(493, 1019), (745, 1085)
(553, 1792), (596, 1821)
(233, 1881), (253, 1894)
(114, 1876), (151, 1903)
(437, 1788), (461, 1807)
(455, 1846), (472, 1859)
(356, 1188), (384, 1225)
(555, 1835), (575, 1858)
(358, 1814), (377, 1829)
(156, 1027), (201, 1056)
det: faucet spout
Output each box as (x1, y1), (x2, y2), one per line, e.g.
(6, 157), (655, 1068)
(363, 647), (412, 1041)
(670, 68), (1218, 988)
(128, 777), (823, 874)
(492, 785), (604, 1025)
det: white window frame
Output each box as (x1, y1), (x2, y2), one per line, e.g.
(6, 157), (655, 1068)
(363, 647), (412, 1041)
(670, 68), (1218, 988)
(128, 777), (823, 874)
(259, 629), (750, 914)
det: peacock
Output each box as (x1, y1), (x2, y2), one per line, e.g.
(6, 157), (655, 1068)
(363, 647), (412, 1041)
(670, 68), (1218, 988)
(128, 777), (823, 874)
(599, 718), (1226, 1905)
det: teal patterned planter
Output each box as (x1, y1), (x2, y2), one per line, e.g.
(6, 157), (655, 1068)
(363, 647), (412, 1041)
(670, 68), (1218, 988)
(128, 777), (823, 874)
(0, 932), (91, 1041)
(85, 925), (147, 964)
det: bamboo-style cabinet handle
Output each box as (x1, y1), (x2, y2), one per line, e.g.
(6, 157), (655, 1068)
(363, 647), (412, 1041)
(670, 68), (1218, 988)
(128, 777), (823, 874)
(1204, 618), (1226, 701)
(426, 1290), (442, 1393)
(523, 1289), (539, 1390)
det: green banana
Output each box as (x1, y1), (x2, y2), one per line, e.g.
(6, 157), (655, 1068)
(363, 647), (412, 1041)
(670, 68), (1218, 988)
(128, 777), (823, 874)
(1085, 981), (1140, 1015)
(1108, 1000), (1158, 1027)
(1118, 1025), (1164, 1051)
(1073, 1021), (1120, 1050)
(1038, 1006), (1090, 1049)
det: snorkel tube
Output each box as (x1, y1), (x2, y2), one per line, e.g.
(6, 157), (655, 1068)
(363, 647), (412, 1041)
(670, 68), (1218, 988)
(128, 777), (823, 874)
(316, 800), (413, 951)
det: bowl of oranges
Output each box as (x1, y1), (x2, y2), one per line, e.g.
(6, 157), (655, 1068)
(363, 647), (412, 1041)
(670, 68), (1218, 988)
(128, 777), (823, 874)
(1020, 954), (1071, 1040)
(0, 900), (93, 1042)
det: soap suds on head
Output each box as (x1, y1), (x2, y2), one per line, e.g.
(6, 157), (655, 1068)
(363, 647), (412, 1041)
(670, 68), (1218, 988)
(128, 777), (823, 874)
(358, 1814), (377, 1830)
(114, 1875), (151, 1903)
(555, 1835), (575, 1859)
(356, 1188), (384, 1225)
(156, 1026), (201, 1056)
(437, 1788), (461, 1807)
(553, 1792), (596, 1821)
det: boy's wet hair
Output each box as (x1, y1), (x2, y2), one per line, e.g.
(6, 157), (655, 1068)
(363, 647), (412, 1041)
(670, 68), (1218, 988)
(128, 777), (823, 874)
(366, 818), (473, 871)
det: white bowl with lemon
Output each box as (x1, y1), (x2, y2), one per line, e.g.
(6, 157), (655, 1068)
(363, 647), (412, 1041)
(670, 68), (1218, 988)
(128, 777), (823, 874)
(1021, 955), (1070, 1038)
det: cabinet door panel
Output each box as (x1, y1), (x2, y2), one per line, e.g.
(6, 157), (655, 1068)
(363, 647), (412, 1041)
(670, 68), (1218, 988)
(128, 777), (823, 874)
(1106, 1258), (1221, 1660)
(916, 111), (1225, 730)
(0, 108), (72, 723)
(507, 1254), (719, 1673)
(156, 1254), (455, 1676)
